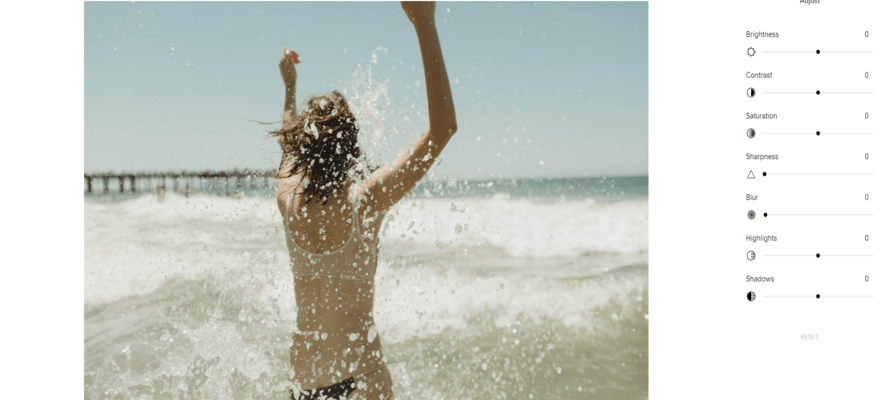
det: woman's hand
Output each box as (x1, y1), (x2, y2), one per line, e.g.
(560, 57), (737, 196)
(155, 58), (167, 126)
(401, 1), (436, 27)
(279, 47), (298, 88)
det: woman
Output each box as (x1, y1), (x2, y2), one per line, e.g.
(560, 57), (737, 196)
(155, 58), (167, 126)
(270, 2), (456, 399)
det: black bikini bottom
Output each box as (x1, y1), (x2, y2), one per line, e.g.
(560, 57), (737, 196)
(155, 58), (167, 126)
(289, 377), (355, 400)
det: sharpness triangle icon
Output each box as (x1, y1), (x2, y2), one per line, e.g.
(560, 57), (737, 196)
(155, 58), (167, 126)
(748, 170), (756, 179)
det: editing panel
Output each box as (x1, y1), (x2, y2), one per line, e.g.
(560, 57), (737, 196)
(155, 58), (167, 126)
(737, 2), (877, 396)
(742, 20), (875, 314)
(652, 1), (879, 398)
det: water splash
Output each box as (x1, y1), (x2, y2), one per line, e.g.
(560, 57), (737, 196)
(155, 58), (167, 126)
(343, 48), (397, 172)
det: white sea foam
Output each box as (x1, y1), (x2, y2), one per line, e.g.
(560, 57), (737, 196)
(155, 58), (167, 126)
(85, 193), (645, 304)
(374, 263), (645, 344)
(381, 195), (648, 258)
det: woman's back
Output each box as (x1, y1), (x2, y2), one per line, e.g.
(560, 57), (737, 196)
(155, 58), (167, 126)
(277, 173), (388, 390)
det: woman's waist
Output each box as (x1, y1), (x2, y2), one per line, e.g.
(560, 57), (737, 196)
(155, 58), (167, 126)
(295, 304), (375, 331)
(293, 324), (379, 345)
(288, 330), (386, 389)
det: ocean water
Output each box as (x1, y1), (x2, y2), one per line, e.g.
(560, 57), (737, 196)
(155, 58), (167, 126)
(84, 176), (648, 400)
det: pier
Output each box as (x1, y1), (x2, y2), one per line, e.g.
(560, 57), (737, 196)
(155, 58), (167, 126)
(83, 170), (278, 194)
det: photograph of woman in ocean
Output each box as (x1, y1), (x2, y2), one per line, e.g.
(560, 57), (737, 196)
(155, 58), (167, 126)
(84, 2), (648, 399)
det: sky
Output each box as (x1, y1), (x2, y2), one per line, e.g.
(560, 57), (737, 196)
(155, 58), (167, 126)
(84, 1), (647, 180)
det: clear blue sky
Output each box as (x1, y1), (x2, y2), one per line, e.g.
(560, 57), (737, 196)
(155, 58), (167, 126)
(84, 1), (647, 180)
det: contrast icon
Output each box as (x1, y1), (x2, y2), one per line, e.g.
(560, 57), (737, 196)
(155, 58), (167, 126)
(748, 210), (756, 220)
(747, 291), (756, 301)
(747, 47), (756, 57)
(747, 88), (756, 98)
(747, 250), (756, 261)
(747, 128), (756, 138)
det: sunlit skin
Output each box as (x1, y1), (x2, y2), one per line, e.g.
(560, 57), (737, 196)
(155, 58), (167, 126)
(275, 2), (456, 398)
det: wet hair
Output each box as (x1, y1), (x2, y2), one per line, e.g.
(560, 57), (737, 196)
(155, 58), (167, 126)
(270, 91), (361, 204)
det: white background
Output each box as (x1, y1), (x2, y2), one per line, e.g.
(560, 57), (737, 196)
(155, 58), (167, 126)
(650, 0), (878, 398)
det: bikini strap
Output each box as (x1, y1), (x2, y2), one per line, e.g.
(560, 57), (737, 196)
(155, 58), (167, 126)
(350, 201), (361, 237)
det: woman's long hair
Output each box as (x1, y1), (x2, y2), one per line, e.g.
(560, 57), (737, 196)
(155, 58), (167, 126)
(269, 91), (361, 204)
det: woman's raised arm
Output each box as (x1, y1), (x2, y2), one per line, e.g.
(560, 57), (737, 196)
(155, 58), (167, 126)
(279, 48), (299, 130)
(356, 1), (458, 214)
